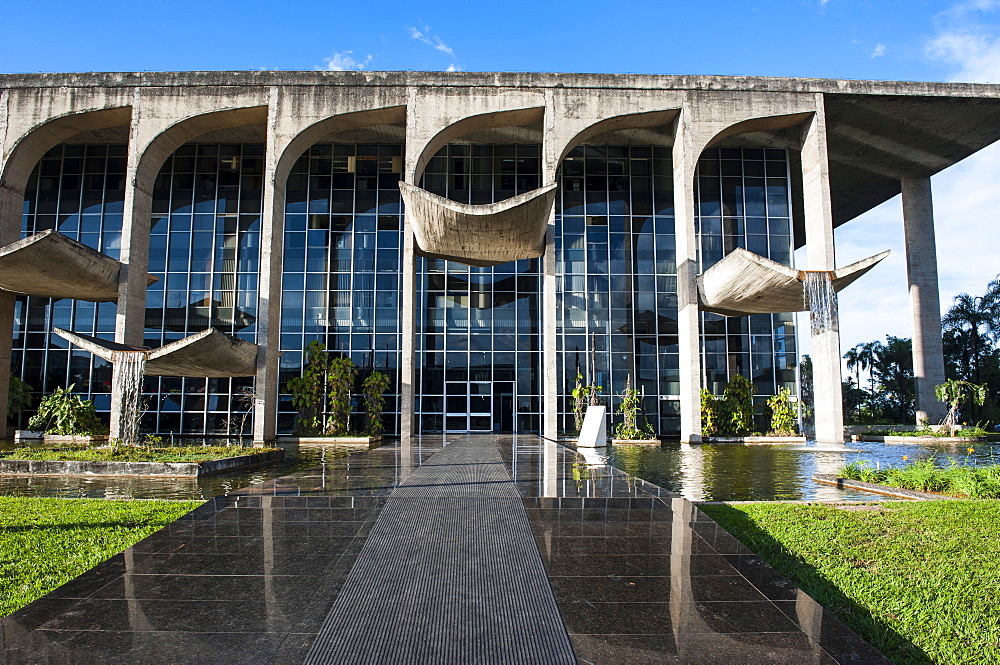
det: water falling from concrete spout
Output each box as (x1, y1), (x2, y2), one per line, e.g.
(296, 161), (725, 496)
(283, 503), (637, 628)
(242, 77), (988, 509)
(803, 271), (838, 335)
(112, 351), (147, 446)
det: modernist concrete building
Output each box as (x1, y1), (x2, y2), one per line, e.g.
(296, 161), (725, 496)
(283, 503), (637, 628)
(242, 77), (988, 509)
(1, 71), (998, 445)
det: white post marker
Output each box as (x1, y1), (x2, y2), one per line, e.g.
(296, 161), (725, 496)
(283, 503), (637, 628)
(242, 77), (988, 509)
(577, 405), (608, 448)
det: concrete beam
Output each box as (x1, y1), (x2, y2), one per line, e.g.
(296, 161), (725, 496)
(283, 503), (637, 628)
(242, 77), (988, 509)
(901, 176), (947, 425)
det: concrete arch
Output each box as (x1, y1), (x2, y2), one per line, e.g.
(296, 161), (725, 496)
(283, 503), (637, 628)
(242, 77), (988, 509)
(553, 108), (680, 166)
(0, 106), (133, 242)
(272, 105), (407, 189)
(409, 106), (545, 183)
(702, 111), (814, 149)
(132, 105), (268, 189)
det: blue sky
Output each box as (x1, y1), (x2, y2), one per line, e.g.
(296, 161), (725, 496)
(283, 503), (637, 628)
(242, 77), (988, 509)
(2, 0), (999, 355)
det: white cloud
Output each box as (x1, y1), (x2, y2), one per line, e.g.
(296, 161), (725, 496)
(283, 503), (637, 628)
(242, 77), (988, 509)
(870, 42), (886, 57)
(926, 0), (1000, 82)
(832, 0), (1000, 356)
(407, 25), (457, 59)
(316, 50), (373, 72)
(445, 64), (460, 72)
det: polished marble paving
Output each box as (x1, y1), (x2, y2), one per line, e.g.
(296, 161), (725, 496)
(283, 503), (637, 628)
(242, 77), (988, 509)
(0, 435), (890, 664)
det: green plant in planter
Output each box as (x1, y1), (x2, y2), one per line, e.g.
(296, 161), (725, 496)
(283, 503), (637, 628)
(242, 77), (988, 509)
(766, 387), (798, 436)
(287, 342), (358, 436)
(8, 376), (34, 426)
(571, 372), (587, 433)
(614, 375), (654, 440)
(288, 341), (333, 435)
(362, 370), (390, 436)
(701, 389), (724, 437)
(27, 384), (103, 436)
(723, 374), (755, 436)
(327, 358), (356, 436)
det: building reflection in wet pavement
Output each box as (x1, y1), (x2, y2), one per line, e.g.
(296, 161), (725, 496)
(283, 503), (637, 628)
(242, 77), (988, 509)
(0, 435), (889, 664)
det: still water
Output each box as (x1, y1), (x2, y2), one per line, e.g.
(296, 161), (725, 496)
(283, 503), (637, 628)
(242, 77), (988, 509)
(598, 439), (999, 501)
(0, 437), (995, 502)
(0, 440), (350, 500)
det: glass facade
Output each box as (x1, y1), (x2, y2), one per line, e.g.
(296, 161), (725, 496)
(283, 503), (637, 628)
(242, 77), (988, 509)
(416, 144), (543, 433)
(555, 145), (679, 435)
(278, 143), (404, 435)
(695, 147), (797, 399)
(14, 144), (126, 421)
(13, 139), (797, 439)
(144, 143), (262, 434)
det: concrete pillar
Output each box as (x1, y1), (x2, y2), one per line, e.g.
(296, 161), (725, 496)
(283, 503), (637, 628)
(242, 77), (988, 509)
(901, 176), (947, 425)
(801, 100), (844, 445)
(542, 223), (558, 441)
(253, 87), (283, 443)
(111, 92), (152, 439)
(672, 112), (702, 443)
(0, 89), (12, 431)
(399, 218), (417, 438)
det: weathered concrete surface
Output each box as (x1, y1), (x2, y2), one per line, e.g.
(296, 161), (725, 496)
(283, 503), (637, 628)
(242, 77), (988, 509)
(53, 327), (258, 377)
(802, 104), (845, 445)
(697, 248), (890, 316)
(901, 176), (947, 426)
(0, 230), (157, 301)
(400, 182), (557, 266)
(4, 71), (1000, 440)
(0, 449), (283, 477)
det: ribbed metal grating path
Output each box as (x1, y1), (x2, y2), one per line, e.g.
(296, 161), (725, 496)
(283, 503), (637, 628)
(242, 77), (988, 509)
(304, 436), (577, 665)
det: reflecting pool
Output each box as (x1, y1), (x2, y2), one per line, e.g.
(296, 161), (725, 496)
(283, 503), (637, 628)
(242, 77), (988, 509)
(0, 435), (995, 502)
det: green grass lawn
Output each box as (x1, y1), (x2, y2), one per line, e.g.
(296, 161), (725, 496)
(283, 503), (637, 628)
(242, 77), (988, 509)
(701, 500), (1000, 665)
(0, 496), (202, 617)
(1, 445), (280, 463)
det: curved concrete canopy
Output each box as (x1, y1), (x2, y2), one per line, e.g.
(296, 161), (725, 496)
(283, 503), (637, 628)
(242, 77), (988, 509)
(0, 230), (157, 301)
(399, 181), (557, 267)
(697, 247), (890, 317)
(53, 327), (258, 377)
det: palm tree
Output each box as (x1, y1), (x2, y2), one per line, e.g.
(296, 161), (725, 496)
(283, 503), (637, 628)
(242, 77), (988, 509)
(942, 293), (1000, 386)
(844, 346), (862, 386)
(857, 340), (881, 395)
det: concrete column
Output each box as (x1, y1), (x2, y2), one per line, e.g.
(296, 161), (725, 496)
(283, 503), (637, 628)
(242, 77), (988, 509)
(672, 112), (702, 443)
(0, 89), (12, 430)
(111, 91), (151, 439)
(399, 218), (417, 439)
(542, 222), (558, 441)
(901, 176), (947, 425)
(253, 87), (283, 443)
(801, 100), (844, 445)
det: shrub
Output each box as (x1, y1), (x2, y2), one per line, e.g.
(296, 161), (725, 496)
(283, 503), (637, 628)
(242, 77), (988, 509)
(26, 384), (103, 436)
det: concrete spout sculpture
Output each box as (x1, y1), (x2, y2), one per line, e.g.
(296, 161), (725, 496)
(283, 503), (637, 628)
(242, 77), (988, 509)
(53, 327), (259, 377)
(697, 247), (890, 317)
(0, 229), (157, 302)
(399, 182), (558, 267)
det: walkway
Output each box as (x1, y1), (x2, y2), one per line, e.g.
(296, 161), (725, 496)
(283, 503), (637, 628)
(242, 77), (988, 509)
(0, 435), (889, 664)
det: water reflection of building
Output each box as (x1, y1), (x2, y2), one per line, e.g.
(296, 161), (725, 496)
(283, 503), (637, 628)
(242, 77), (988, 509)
(1, 72), (997, 443)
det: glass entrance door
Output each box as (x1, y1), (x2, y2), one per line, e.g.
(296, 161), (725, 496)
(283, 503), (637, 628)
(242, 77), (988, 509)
(445, 381), (492, 432)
